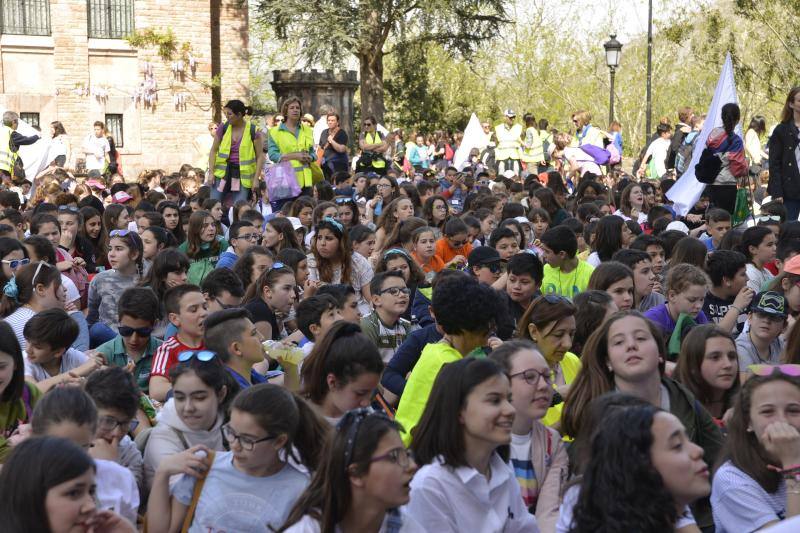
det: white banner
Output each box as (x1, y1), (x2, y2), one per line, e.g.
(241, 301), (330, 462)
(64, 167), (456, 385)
(0, 107), (50, 182)
(454, 113), (488, 170)
(666, 53), (740, 215)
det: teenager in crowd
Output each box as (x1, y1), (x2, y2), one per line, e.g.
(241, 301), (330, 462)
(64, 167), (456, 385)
(587, 261), (635, 312)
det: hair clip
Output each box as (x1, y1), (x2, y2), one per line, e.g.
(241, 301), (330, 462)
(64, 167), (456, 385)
(383, 248), (412, 261)
(321, 216), (344, 234)
(3, 278), (18, 301)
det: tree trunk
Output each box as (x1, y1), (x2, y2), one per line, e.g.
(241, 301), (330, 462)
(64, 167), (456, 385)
(359, 47), (385, 124)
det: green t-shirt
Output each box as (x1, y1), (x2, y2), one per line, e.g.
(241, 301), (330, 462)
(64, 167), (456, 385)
(95, 335), (162, 394)
(0, 382), (42, 462)
(541, 260), (594, 299)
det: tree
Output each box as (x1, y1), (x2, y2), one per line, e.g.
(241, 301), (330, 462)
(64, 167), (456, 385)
(253, 0), (510, 123)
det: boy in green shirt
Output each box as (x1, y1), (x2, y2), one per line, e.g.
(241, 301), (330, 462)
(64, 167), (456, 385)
(539, 225), (594, 299)
(395, 272), (503, 445)
(96, 287), (162, 394)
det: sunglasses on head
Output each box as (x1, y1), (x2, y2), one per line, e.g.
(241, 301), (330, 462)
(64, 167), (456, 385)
(118, 325), (154, 337)
(58, 205), (80, 213)
(109, 229), (132, 238)
(178, 350), (217, 363)
(748, 364), (800, 377)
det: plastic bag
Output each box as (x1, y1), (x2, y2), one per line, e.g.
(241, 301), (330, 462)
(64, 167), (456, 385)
(265, 161), (301, 201)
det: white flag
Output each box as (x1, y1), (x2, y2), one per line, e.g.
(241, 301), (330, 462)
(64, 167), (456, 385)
(0, 107), (51, 182)
(666, 53), (740, 215)
(454, 113), (488, 170)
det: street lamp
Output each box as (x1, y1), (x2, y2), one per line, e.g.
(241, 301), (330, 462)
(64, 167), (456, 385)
(604, 34), (622, 124)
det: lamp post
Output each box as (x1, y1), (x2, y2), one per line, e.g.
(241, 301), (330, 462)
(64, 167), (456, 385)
(604, 34), (622, 125)
(646, 0), (653, 140)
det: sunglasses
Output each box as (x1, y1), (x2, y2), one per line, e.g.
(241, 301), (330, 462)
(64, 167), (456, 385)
(483, 261), (505, 274)
(109, 229), (132, 238)
(58, 205), (80, 213)
(118, 325), (154, 337)
(178, 350), (216, 363)
(757, 215), (781, 223)
(1, 258), (29, 270)
(748, 364), (800, 377)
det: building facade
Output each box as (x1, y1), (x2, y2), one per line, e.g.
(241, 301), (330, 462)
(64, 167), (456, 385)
(0, 0), (250, 178)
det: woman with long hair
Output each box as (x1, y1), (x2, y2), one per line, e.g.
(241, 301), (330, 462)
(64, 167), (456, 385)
(263, 216), (303, 255)
(157, 200), (185, 242)
(374, 197), (415, 252)
(587, 215), (632, 267)
(768, 87), (800, 220)
(421, 195), (449, 238)
(138, 248), (190, 337)
(232, 245), (274, 291)
(613, 182), (649, 225)
(706, 102), (747, 214)
(178, 209), (229, 285)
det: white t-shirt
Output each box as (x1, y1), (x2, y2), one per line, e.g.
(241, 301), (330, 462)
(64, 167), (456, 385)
(172, 451), (308, 533)
(712, 460), (787, 533)
(284, 509), (425, 533)
(95, 458), (140, 526)
(24, 348), (87, 381)
(83, 134), (110, 170)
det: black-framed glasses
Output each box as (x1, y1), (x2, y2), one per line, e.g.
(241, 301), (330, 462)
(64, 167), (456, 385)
(364, 122), (373, 127)
(370, 447), (415, 470)
(178, 350), (216, 363)
(118, 325), (153, 337)
(222, 424), (277, 451)
(378, 286), (411, 297)
(1, 258), (29, 270)
(98, 415), (139, 434)
(509, 368), (552, 387)
(58, 205), (80, 213)
(214, 297), (235, 310)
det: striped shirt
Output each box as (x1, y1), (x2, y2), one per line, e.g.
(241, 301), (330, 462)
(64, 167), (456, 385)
(4, 306), (36, 351)
(712, 460), (786, 532)
(150, 336), (204, 378)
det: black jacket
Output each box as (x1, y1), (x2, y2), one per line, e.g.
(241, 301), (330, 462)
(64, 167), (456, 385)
(767, 121), (800, 200)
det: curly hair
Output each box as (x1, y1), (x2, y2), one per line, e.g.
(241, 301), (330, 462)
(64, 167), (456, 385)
(570, 405), (679, 532)
(431, 272), (502, 335)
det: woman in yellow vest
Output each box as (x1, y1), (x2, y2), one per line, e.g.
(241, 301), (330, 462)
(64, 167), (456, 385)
(206, 100), (266, 206)
(357, 116), (391, 176)
(267, 96), (317, 204)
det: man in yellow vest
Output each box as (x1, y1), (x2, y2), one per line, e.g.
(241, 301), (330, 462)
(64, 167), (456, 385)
(207, 100), (266, 207)
(0, 111), (40, 184)
(267, 96), (316, 204)
(494, 109), (522, 176)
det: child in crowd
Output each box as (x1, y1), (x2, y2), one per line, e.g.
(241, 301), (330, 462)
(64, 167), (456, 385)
(587, 261), (635, 311)
(0, 321), (41, 462)
(204, 308), (273, 388)
(467, 245), (505, 286)
(316, 283), (362, 323)
(143, 351), (228, 490)
(96, 287), (162, 394)
(178, 209), (229, 285)
(411, 226), (444, 279)
(349, 224), (377, 263)
(644, 263), (710, 341)
(735, 291), (788, 368)
(232, 246), (274, 290)
(434, 218), (472, 269)
(217, 220), (258, 269)
(23, 309), (101, 392)
(147, 384), (328, 532)
(630, 233), (666, 278)
(504, 252), (544, 330)
(301, 322), (384, 425)
(360, 271), (413, 363)
(612, 248), (665, 312)
(539, 226), (594, 299)
(1, 261), (64, 351)
(739, 226), (777, 291)
(295, 294), (342, 356)
(409, 358), (537, 531)
(701, 208), (732, 252)
(201, 267), (245, 312)
(587, 215), (632, 267)
(244, 263), (297, 341)
(149, 285), (208, 402)
(702, 250), (753, 335)
(489, 226), (521, 260)
(141, 226), (178, 274)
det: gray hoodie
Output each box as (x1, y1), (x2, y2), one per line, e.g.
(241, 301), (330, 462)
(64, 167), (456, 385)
(143, 398), (225, 490)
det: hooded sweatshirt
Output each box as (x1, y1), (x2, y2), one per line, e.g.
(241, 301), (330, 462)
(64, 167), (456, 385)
(143, 398), (225, 489)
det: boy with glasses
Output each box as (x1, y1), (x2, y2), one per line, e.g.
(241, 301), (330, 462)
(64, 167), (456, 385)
(361, 271), (413, 363)
(96, 287), (162, 394)
(216, 221), (259, 269)
(201, 268), (245, 313)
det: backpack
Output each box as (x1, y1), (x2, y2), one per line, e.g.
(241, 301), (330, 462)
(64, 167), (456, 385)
(695, 135), (733, 185)
(444, 143), (454, 161)
(675, 131), (699, 176)
(579, 144), (612, 166)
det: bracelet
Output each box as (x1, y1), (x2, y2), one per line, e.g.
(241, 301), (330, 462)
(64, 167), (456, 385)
(730, 305), (743, 314)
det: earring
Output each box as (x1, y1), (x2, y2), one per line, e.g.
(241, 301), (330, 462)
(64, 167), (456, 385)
(607, 366), (613, 372)
(532, 337), (538, 343)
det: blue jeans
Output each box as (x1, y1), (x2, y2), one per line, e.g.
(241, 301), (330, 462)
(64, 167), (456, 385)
(210, 163), (252, 209)
(89, 322), (117, 349)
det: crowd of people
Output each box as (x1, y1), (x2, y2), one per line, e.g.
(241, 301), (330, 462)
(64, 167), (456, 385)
(1, 86), (800, 533)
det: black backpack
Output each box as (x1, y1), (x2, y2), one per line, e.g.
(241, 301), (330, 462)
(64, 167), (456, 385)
(695, 135), (732, 184)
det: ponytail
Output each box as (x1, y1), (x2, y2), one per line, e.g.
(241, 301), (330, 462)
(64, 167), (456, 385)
(721, 102), (741, 135)
(231, 384), (329, 472)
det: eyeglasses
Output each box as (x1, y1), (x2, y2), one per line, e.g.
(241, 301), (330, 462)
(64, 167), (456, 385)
(235, 232), (260, 242)
(377, 183), (392, 189)
(222, 424), (276, 451)
(748, 364), (800, 377)
(370, 447), (415, 470)
(214, 297), (236, 310)
(434, 204), (447, 211)
(1, 258), (29, 270)
(378, 286), (411, 297)
(509, 368), (552, 387)
(109, 229), (132, 238)
(364, 122), (373, 127)
(178, 350), (217, 363)
(98, 415), (139, 434)
(118, 325), (153, 337)
(58, 205), (80, 213)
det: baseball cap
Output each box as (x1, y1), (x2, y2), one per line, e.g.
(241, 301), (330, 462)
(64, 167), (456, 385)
(86, 178), (106, 190)
(468, 246), (502, 267)
(665, 221), (689, 234)
(784, 254), (800, 276)
(751, 291), (787, 318)
(503, 109), (516, 118)
(112, 191), (133, 204)
(286, 216), (303, 231)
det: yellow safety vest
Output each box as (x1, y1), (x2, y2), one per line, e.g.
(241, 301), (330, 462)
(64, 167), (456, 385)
(269, 123), (314, 188)
(0, 126), (15, 174)
(494, 123), (522, 160)
(214, 120), (257, 188)
(521, 127), (545, 163)
(364, 132), (386, 168)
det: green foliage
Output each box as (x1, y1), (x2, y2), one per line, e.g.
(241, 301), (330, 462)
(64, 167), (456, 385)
(127, 28), (182, 62)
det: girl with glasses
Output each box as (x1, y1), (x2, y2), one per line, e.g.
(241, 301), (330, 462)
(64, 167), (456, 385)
(279, 408), (420, 532)
(0, 237), (28, 294)
(178, 210), (230, 285)
(422, 195), (449, 238)
(143, 351), (229, 491)
(87, 230), (143, 348)
(488, 340), (568, 532)
(408, 357), (537, 532)
(711, 365), (800, 531)
(147, 384), (328, 533)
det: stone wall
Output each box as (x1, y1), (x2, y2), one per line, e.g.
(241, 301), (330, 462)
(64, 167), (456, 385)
(0, 0), (249, 178)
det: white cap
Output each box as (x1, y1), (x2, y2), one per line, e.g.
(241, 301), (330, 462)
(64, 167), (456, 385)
(503, 109), (516, 117)
(286, 216), (303, 231)
(666, 221), (690, 234)
(502, 169), (516, 179)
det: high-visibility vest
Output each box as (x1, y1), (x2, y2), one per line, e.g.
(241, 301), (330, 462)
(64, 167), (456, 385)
(214, 120), (257, 188)
(269, 123), (314, 188)
(494, 123), (522, 160)
(364, 132), (386, 168)
(521, 127), (545, 163)
(0, 126), (15, 174)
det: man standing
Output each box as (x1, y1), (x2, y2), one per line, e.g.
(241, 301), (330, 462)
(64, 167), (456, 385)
(82, 121), (110, 176)
(0, 111), (40, 183)
(494, 109), (522, 176)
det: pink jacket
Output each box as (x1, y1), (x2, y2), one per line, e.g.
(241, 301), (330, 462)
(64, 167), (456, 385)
(531, 422), (569, 533)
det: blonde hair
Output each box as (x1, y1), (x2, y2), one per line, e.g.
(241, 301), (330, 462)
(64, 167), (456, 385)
(572, 110), (592, 128)
(666, 263), (709, 295)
